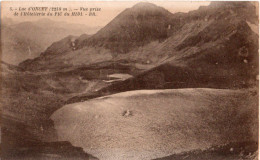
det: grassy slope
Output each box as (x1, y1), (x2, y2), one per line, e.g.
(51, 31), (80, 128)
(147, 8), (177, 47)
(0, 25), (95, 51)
(51, 88), (258, 160)
(1, 63), (103, 159)
(1, 60), (146, 159)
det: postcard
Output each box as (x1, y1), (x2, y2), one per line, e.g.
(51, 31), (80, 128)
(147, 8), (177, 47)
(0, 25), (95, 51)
(1, 1), (259, 160)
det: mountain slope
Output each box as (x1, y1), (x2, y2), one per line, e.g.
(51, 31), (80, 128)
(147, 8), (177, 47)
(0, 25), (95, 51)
(76, 2), (175, 54)
(1, 25), (45, 65)
(1, 18), (101, 65)
(18, 2), (175, 70)
(19, 2), (258, 91)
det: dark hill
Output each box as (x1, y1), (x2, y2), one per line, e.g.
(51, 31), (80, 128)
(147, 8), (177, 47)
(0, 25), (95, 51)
(76, 2), (174, 54)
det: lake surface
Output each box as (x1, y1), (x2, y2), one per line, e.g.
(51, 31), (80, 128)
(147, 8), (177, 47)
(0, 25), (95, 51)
(51, 89), (258, 160)
(103, 73), (133, 83)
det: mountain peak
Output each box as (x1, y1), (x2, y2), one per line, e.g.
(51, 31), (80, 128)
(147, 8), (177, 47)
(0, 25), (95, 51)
(132, 2), (159, 8)
(127, 2), (172, 16)
(76, 2), (173, 53)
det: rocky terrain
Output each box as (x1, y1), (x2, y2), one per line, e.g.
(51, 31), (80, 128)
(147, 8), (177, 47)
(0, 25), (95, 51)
(1, 1), (259, 160)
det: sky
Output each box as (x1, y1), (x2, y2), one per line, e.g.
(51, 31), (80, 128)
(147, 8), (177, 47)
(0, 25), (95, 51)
(2, 1), (210, 27)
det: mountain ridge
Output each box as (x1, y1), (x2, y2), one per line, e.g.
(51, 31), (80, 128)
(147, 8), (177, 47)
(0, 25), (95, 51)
(19, 1), (258, 91)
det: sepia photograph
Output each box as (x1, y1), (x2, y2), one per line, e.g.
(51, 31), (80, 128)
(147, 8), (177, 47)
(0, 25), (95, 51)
(1, 1), (259, 160)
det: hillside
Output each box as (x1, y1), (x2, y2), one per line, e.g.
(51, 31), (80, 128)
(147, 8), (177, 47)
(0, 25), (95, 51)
(19, 2), (258, 91)
(37, 1), (259, 104)
(1, 18), (101, 64)
(1, 60), (101, 159)
(18, 2), (176, 71)
(76, 2), (175, 54)
(1, 25), (45, 65)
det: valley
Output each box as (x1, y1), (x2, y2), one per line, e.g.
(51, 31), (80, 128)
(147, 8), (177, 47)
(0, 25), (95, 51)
(1, 1), (259, 160)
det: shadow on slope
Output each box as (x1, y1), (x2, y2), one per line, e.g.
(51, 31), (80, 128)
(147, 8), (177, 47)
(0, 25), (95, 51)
(153, 141), (258, 160)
